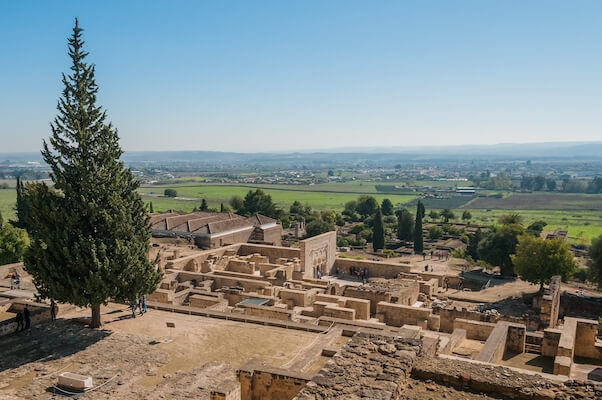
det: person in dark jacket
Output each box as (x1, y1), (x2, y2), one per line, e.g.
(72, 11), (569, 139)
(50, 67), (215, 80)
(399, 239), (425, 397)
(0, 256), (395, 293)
(23, 306), (31, 330)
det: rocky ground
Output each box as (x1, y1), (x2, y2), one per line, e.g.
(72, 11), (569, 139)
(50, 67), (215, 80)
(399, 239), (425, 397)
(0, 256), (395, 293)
(400, 378), (508, 399)
(0, 304), (325, 399)
(413, 356), (602, 400)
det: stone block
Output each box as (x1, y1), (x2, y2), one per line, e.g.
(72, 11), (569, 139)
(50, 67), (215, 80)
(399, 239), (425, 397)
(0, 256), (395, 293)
(58, 372), (93, 391)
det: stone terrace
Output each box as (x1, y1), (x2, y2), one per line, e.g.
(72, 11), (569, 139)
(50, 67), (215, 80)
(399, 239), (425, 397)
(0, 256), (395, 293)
(293, 333), (422, 400)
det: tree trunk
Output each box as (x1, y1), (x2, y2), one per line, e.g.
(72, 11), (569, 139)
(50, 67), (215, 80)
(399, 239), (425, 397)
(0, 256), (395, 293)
(90, 304), (102, 328)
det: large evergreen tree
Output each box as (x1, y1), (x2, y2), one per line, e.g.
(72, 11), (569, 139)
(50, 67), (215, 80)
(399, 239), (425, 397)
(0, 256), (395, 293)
(372, 207), (385, 251)
(24, 20), (161, 328)
(12, 177), (32, 232)
(395, 208), (413, 242)
(413, 201), (425, 254)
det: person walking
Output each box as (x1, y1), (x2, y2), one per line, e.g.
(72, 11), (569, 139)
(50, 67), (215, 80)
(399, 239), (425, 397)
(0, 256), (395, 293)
(130, 300), (137, 318)
(138, 298), (144, 316)
(15, 312), (24, 332)
(23, 306), (31, 330)
(50, 299), (57, 322)
(142, 295), (147, 314)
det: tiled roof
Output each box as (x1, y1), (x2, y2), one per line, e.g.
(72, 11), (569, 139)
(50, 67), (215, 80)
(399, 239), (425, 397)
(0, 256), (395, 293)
(151, 211), (272, 237)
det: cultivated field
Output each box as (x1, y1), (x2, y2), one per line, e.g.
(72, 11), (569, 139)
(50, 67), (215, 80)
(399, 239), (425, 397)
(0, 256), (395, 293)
(139, 184), (418, 211)
(464, 193), (602, 211)
(2, 184), (602, 242)
(464, 209), (602, 243)
(0, 189), (15, 220)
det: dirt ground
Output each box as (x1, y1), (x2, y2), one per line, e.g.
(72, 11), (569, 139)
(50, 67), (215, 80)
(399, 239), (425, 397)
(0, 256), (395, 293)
(0, 303), (334, 399)
(400, 378), (508, 399)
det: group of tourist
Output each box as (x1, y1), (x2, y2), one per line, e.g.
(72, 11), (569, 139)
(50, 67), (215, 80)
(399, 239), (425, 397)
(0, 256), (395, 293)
(430, 250), (449, 261)
(348, 266), (369, 283)
(14, 306), (30, 333)
(130, 296), (147, 318)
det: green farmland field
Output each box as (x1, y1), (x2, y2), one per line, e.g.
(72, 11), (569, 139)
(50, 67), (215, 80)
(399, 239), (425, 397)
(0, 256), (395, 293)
(0, 189), (16, 220)
(139, 184), (418, 212)
(462, 209), (602, 243)
(2, 184), (602, 243)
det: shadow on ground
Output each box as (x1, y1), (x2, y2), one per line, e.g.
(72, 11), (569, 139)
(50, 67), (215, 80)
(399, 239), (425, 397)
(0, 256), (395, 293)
(0, 319), (112, 373)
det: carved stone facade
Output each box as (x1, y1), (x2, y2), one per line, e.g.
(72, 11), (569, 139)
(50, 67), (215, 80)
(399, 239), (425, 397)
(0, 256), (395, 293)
(299, 231), (336, 279)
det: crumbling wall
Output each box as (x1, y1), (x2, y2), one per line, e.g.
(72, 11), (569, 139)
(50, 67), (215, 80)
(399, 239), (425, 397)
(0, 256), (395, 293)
(376, 302), (433, 329)
(539, 275), (561, 328)
(238, 361), (310, 400)
(334, 258), (412, 279)
(293, 333), (421, 400)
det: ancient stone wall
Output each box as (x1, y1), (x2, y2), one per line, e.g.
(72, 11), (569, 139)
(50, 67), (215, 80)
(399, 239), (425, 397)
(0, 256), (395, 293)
(375, 302), (433, 329)
(238, 244), (301, 264)
(300, 232), (336, 278)
(238, 361), (310, 400)
(334, 258), (412, 279)
(293, 333), (421, 400)
(453, 318), (496, 341)
(539, 275), (561, 328)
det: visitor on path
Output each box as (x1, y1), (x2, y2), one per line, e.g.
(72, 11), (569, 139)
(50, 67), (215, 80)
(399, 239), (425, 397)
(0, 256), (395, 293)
(138, 298), (144, 316)
(50, 299), (57, 322)
(11, 271), (21, 290)
(430, 265), (434, 272)
(142, 295), (147, 313)
(15, 312), (24, 332)
(130, 300), (137, 318)
(430, 251), (433, 259)
(23, 306), (31, 330)
(364, 268), (369, 283)
(443, 278), (448, 291)
(422, 253), (426, 261)
(424, 264), (428, 272)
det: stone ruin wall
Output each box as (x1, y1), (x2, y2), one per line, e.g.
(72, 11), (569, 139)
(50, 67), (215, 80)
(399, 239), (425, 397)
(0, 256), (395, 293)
(299, 231), (336, 279)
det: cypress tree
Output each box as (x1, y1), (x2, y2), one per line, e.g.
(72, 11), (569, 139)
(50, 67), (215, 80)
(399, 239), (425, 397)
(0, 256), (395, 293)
(396, 208), (413, 242)
(24, 19), (162, 328)
(413, 200), (424, 254)
(12, 177), (32, 232)
(372, 207), (385, 251)
(149, 201), (154, 213)
(200, 198), (208, 211)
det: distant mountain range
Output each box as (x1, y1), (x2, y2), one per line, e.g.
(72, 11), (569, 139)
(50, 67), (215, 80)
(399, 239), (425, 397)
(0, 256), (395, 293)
(2, 141), (602, 166)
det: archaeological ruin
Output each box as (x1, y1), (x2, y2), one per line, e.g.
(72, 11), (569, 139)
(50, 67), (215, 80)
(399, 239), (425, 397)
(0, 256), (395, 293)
(1, 230), (601, 399)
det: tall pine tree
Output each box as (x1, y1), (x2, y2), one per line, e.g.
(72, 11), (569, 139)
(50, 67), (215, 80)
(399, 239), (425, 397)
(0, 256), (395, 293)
(413, 200), (425, 254)
(372, 207), (385, 251)
(24, 19), (161, 328)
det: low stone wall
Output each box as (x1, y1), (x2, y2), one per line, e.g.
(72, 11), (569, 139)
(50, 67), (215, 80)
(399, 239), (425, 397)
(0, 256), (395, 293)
(334, 258), (412, 279)
(238, 243), (301, 264)
(343, 286), (391, 315)
(0, 301), (52, 337)
(435, 306), (499, 334)
(375, 302), (433, 329)
(453, 318), (496, 341)
(293, 332), (422, 400)
(279, 288), (314, 308)
(189, 294), (228, 311)
(241, 304), (297, 321)
(238, 360), (311, 400)
(476, 322), (525, 364)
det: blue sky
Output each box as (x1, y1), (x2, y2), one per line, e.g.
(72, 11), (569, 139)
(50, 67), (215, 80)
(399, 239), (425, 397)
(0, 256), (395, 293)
(1, 1), (601, 152)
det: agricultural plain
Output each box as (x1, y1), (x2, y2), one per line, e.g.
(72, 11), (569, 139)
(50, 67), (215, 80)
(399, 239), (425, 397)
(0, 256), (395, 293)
(2, 184), (602, 242)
